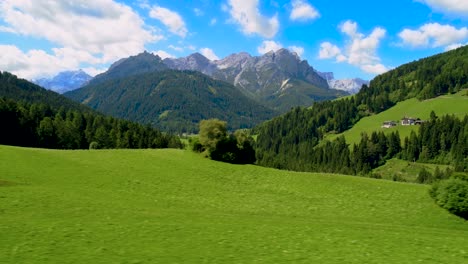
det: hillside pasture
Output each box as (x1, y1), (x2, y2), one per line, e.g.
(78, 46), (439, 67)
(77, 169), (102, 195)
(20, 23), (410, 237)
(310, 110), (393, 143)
(1, 145), (467, 263)
(327, 90), (468, 146)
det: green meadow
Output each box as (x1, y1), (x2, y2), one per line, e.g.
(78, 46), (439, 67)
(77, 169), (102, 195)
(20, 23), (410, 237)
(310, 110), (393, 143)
(1, 145), (467, 263)
(372, 158), (452, 183)
(327, 90), (468, 146)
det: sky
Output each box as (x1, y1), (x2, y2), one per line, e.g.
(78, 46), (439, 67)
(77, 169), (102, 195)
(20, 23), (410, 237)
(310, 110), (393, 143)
(0, 0), (467, 81)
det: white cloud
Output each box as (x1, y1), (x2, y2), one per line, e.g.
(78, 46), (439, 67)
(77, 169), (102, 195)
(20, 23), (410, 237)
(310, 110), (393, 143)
(341, 20), (359, 38)
(399, 23), (468, 49)
(290, 0), (320, 21)
(152, 50), (175, 59)
(257, 41), (304, 58)
(0, 0), (160, 79)
(361, 64), (389, 75)
(288, 45), (305, 57)
(149, 6), (187, 38)
(258, 40), (283, 54)
(169, 45), (184, 52)
(444, 42), (467, 51)
(210, 18), (217, 26)
(0, 45), (96, 79)
(82, 67), (106, 77)
(0, 0), (159, 63)
(417, 0), (468, 16)
(319, 42), (341, 59)
(319, 20), (389, 75)
(227, 0), (279, 38)
(200, 48), (220, 60)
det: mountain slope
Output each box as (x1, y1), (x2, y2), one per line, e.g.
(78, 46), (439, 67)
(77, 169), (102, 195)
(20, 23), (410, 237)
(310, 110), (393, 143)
(0, 71), (181, 149)
(254, 45), (468, 173)
(316, 71), (369, 94)
(329, 78), (369, 94)
(165, 49), (347, 112)
(0, 71), (91, 112)
(34, 70), (92, 94)
(370, 44), (468, 100)
(326, 90), (468, 146)
(88, 51), (168, 86)
(66, 70), (277, 133)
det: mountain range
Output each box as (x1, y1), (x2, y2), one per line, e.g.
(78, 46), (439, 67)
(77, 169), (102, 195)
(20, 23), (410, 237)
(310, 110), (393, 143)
(58, 49), (372, 133)
(64, 50), (352, 132)
(163, 49), (347, 112)
(65, 53), (277, 133)
(33, 70), (92, 94)
(316, 71), (369, 94)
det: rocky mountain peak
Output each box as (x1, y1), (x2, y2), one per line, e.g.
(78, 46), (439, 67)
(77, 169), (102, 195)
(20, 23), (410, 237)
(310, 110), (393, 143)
(33, 70), (93, 94)
(164, 52), (215, 74)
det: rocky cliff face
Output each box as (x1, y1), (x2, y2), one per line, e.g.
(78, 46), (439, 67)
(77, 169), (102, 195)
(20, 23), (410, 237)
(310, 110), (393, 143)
(328, 78), (369, 94)
(316, 71), (369, 94)
(164, 49), (340, 111)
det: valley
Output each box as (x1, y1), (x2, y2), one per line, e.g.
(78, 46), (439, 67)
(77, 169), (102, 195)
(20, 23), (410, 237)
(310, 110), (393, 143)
(1, 2), (467, 261)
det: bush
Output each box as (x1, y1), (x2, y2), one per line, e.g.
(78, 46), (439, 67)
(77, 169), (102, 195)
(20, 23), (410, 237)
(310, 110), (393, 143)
(416, 167), (433, 184)
(89, 141), (99, 150)
(189, 137), (204, 153)
(429, 178), (468, 219)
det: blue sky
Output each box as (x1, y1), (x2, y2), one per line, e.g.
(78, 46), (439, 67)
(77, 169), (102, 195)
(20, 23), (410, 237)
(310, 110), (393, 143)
(0, 0), (467, 80)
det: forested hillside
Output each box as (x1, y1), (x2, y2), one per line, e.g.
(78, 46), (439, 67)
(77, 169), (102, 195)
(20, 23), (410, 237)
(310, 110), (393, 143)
(0, 71), (90, 112)
(66, 70), (277, 133)
(88, 51), (168, 86)
(0, 72), (182, 149)
(255, 45), (468, 174)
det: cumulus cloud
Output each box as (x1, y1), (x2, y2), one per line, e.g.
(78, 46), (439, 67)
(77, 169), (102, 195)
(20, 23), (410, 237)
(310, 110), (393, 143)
(258, 40), (283, 54)
(81, 67), (106, 77)
(227, 0), (279, 38)
(0, 0), (160, 79)
(169, 45), (184, 52)
(444, 42), (468, 51)
(149, 6), (188, 38)
(152, 50), (175, 59)
(417, 0), (468, 16)
(318, 20), (389, 75)
(288, 45), (305, 57)
(257, 41), (305, 58)
(319, 42), (342, 59)
(290, 0), (320, 21)
(398, 23), (468, 49)
(0, 45), (94, 79)
(200, 48), (220, 60)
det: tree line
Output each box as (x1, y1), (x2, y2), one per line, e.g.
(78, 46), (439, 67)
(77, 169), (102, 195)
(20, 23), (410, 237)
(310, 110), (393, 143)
(257, 112), (468, 176)
(0, 97), (183, 149)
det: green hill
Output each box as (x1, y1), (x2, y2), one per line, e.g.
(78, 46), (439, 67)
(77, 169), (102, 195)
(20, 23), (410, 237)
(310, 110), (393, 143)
(372, 158), (453, 182)
(0, 71), (91, 112)
(66, 70), (277, 133)
(1, 145), (467, 263)
(254, 46), (468, 173)
(327, 89), (468, 146)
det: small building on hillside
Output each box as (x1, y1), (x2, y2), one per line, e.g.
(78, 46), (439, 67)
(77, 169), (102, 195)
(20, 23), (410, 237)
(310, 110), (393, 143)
(381, 121), (397, 128)
(401, 117), (423, 126)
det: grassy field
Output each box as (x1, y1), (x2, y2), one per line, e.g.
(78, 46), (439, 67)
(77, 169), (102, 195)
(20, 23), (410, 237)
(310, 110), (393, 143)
(327, 90), (468, 146)
(372, 158), (452, 183)
(1, 145), (468, 263)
